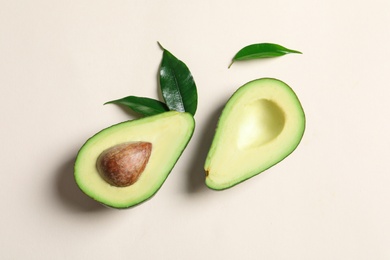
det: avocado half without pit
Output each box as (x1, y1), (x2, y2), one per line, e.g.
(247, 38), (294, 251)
(204, 78), (305, 190)
(74, 111), (195, 208)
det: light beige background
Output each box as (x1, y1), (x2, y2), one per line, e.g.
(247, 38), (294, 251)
(1, 0), (390, 259)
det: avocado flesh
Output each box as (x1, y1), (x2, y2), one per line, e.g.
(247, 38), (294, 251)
(204, 78), (305, 190)
(74, 111), (195, 208)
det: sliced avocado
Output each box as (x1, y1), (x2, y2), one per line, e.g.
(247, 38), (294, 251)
(204, 78), (305, 190)
(74, 111), (195, 208)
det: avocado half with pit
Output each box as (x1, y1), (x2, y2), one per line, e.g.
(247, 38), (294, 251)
(204, 78), (305, 190)
(74, 111), (194, 208)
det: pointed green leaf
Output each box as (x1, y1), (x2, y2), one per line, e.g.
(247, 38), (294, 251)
(159, 44), (198, 116)
(229, 43), (302, 68)
(105, 96), (169, 117)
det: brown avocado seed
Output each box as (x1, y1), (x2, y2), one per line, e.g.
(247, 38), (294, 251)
(96, 141), (152, 187)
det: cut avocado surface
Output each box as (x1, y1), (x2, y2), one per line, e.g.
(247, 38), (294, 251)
(74, 111), (195, 208)
(204, 78), (305, 190)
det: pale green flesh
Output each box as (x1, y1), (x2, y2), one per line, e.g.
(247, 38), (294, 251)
(204, 78), (305, 190)
(74, 111), (195, 208)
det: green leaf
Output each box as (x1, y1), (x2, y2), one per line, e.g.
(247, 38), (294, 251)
(229, 43), (302, 68)
(159, 43), (198, 116)
(105, 96), (169, 117)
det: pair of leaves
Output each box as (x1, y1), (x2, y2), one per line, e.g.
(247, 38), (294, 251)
(228, 43), (302, 68)
(106, 43), (197, 117)
(106, 42), (300, 117)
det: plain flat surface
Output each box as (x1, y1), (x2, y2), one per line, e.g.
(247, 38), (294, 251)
(1, 0), (390, 259)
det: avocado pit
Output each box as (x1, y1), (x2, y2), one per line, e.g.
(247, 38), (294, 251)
(97, 141), (152, 187)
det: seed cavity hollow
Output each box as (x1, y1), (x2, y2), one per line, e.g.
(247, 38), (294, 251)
(237, 99), (285, 149)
